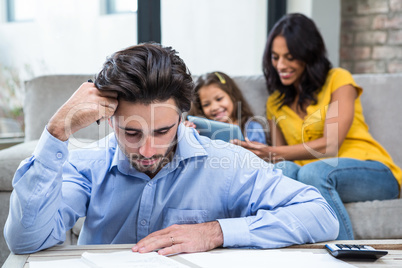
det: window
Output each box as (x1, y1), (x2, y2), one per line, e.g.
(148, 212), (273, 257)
(106, 0), (138, 14)
(6, 0), (34, 22)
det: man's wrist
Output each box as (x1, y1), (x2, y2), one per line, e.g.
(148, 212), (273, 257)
(208, 221), (224, 248)
(47, 118), (69, 141)
(34, 127), (69, 167)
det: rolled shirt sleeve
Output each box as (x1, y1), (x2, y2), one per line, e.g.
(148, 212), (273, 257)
(217, 165), (339, 248)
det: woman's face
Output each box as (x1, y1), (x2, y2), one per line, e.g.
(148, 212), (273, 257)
(198, 84), (234, 123)
(271, 35), (306, 88)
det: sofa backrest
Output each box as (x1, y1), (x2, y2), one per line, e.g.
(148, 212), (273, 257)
(23, 73), (402, 170)
(231, 75), (268, 118)
(353, 73), (402, 170)
(24, 74), (270, 142)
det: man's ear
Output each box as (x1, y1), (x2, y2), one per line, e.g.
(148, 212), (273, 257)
(108, 117), (113, 128)
(179, 113), (183, 124)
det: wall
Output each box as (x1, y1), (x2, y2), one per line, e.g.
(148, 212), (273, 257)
(161, 0), (267, 76)
(288, 0), (341, 67)
(0, 0), (137, 78)
(0, 0), (268, 78)
(2, 0), (400, 78)
(340, 0), (402, 73)
(0, 0), (343, 77)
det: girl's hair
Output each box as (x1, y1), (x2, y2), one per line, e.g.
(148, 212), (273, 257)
(263, 13), (332, 110)
(190, 71), (254, 134)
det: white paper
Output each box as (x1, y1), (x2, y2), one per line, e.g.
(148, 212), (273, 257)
(29, 250), (188, 268)
(179, 249), (357, 268)
(81, 250), (188, 267)
(29, 258), (89, 268)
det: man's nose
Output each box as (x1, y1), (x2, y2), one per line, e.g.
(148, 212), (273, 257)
(138, 136), (156, 158)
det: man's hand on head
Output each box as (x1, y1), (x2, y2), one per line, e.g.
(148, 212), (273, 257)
(47, 81), (118, 141)
(132, 221), (224, 256)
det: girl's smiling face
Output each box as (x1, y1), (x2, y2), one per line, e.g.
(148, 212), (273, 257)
(271, 35), (306, 88)
(198, 84), (234, 123)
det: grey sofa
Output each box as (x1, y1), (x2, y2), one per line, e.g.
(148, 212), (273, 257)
(1, 73), (402, 264)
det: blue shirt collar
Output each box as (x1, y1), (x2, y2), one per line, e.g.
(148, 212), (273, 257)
(110, 124), (208, 179)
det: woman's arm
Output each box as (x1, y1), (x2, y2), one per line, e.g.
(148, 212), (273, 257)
(234, 84), (358, 162)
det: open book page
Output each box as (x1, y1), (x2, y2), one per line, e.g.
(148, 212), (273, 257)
(29, 250), (188, 268)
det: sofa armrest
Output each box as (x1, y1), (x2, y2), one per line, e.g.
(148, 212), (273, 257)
(0, 140), (39, 191)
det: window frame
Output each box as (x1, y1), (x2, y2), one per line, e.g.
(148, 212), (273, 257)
(6, 0), (34, 22)
(105, 0), (138, 15)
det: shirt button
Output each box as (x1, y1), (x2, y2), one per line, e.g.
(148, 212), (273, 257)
(141, 220), (147, 226)
(56, 152), (63, 159)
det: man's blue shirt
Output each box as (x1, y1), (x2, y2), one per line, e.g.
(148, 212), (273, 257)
(5, 124), (338, 254)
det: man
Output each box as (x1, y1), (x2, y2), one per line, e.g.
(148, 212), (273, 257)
(4, 43), (338, 256)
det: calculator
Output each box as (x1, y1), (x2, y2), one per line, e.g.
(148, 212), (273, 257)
(325, 244), (388, 259)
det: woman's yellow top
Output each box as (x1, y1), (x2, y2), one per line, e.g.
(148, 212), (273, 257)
(267, 68), (402, 186)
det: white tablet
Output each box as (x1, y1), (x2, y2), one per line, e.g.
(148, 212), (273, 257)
(187, 115), (245, 142)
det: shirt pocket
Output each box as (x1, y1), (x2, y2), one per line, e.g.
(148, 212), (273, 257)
(162, 208), (208, 228)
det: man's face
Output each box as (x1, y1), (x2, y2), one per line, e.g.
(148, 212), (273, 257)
(110, 98), (181, 178)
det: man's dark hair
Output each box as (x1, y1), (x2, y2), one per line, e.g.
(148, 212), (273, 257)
(95, 42), (194, 112)
(263, 13), (332, 110)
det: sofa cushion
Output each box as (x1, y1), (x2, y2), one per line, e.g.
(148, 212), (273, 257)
(345, 199), (402, 239)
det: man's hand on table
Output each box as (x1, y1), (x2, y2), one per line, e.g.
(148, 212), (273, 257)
(132, 221), (224, 256)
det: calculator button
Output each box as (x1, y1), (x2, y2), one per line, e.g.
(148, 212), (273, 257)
(335, 244), (345, 249)
(364, 246), (376, 250)
(326, 244), (339, 251)
(338, 244), (350, 250)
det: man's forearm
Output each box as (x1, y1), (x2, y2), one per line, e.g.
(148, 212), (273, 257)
(4, 129), (70, 253)
(218, 198), (339, 248)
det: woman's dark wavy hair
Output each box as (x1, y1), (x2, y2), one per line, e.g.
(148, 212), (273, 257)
(95, 42), (194, 113)
(263, 13), (332, 110)
(190, 71), (254, 134)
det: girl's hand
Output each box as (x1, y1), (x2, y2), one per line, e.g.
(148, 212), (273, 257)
(183, 120), (197, 128)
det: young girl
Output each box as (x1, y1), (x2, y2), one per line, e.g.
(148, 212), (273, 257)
(188, 71), (267, 144)
(233, 13), (401, 240)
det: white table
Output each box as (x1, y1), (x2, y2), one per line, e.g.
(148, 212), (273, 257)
(4, 240), (402, 268)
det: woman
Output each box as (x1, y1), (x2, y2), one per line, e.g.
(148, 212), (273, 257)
(233, 13), (401, 240)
